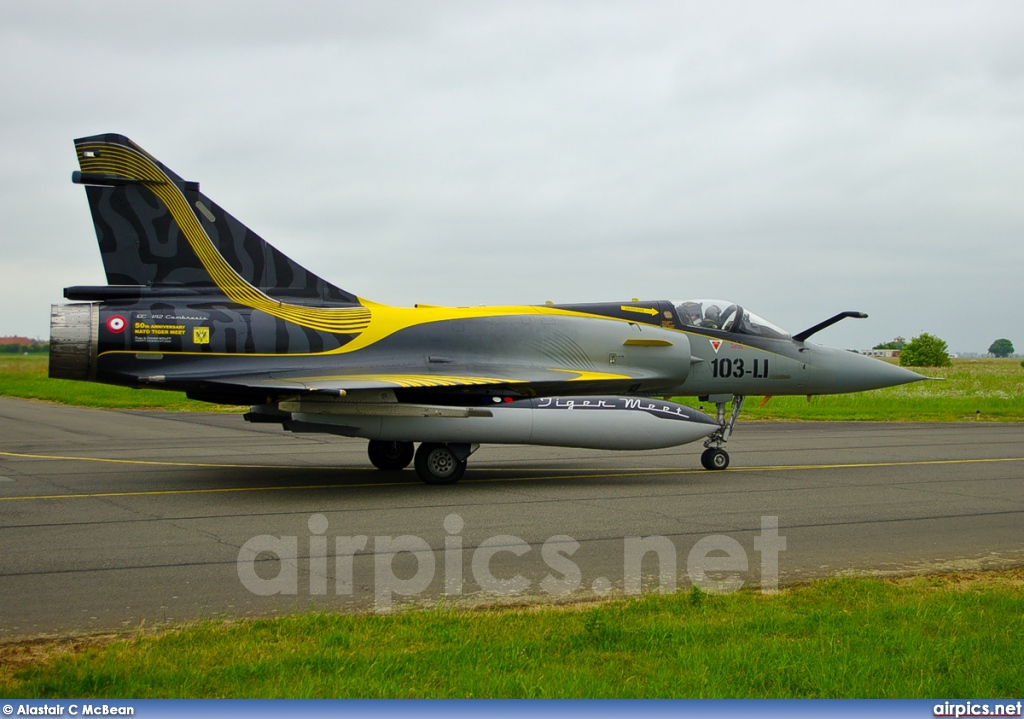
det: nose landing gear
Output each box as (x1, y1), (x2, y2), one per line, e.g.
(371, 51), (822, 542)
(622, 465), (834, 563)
(700, 394), (744, 470)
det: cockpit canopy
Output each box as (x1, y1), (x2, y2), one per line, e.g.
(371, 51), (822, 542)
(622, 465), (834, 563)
(673, 299), (790, 339)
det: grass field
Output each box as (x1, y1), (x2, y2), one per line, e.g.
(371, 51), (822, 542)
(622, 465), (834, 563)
(680, 357), (1024, 422)
(0, 355), (239, 412)
(1, 354), (1021, 421)
(2, 571), (1021, 698)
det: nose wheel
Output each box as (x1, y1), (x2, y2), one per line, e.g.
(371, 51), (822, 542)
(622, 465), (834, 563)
(700, 447), (730, 470)
(700, 394), (743, 470)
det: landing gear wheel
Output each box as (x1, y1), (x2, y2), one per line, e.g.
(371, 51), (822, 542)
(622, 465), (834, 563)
(701, 448), (730, 471)
(701, 394), (743, 471)
(367, 440), (414, 471)
(414, 443), (467, 485)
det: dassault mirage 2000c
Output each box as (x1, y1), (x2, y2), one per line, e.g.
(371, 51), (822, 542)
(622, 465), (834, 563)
(51, 134), (925, 483)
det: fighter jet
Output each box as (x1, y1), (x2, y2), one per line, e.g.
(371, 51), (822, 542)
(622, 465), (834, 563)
(51, 134), (925, 483)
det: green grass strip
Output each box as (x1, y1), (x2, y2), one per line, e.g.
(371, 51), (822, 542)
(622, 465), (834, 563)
(0, 356), (238, 412)
(679, 356), (1024, 421)
(3, 572), (1022, 698)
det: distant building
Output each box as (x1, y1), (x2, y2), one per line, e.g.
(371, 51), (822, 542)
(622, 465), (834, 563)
(0, 336), (47, 352)
(864, 336), (906, 357)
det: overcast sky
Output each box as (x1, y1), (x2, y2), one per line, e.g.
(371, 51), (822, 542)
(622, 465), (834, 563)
(2, 1), (1022, 353)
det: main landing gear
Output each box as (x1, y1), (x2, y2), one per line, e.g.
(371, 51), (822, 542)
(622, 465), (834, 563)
(367, 440), (415, 471)
(414, 443), (467, 485)
(367, 440), (476, 485)
(700, 394), (744, 471)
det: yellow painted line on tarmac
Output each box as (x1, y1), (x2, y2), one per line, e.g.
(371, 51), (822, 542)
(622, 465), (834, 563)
(0, 450), (355, 471)
(0, 450), (1021, 502)
(0, 483), (405, 502)
(469, 457), (1024, 485)
(734, 457), (1024, 472)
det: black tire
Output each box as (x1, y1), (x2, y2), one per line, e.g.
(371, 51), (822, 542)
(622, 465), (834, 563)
(701, 448), (730, 471)
(414, 442), (466, 485)
(367, 440), (414, 471)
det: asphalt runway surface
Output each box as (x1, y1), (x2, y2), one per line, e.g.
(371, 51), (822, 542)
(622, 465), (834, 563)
(1, 396), (1022, 640)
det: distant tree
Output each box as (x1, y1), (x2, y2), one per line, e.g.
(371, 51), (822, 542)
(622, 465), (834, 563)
(988, 338), (1014, 357)
(873, 340), (905, 350)
(0, 342), (48, 354)
(899, 333), (952, 367)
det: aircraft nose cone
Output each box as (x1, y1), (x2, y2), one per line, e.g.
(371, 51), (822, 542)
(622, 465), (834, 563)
(832, 349), (927, 392)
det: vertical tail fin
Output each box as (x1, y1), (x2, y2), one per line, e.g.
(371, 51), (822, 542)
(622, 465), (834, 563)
(72, 133), (357, 305)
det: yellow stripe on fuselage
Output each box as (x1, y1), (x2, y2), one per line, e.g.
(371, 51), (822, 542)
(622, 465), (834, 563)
(300, 374), (528, 389)
(336, 299), (639, 355)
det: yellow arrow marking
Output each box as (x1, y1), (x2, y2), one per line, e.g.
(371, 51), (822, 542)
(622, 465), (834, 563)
(620, 305), (659, 316)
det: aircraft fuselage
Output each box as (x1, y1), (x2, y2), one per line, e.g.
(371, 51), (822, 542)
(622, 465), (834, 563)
(53, 295), (916, 405)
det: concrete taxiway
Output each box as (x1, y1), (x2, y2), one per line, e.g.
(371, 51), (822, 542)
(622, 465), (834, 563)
(1, 397), (1022, 639)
